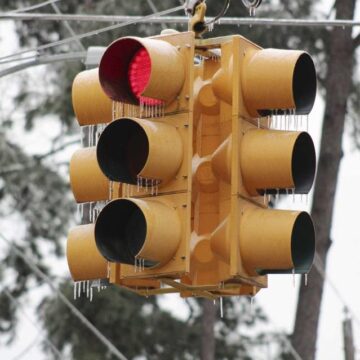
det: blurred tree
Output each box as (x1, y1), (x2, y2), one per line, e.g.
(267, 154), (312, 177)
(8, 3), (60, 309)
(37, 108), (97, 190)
(38, 281), (270, 360)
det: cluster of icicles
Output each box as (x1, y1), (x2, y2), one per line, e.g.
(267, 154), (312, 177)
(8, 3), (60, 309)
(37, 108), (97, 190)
(74, 102), (311, 304)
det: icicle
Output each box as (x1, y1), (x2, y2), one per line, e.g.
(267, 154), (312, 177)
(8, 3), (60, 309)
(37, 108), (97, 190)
(134, 258), (138, 273)
(220, 297), (224, 318)
(78, 281), (81, 298)
(306, 115), (309, 133)
(86, 280), (90, 298)
(257, 118), (260, 128)
(109, 181), (113, 200)
(82, 281), (86, 293)
(250, 296), (255, 316)
(74, 282), (77, 300)
(263, 189), (267, 204)
(137, 175), (141, 192)
(89, 202), (93, 223)
(112, 101), (116, 121)
(292, 188), (295, 203)
(305, 273), (308, 286)
(292, 268), (296, 288)
(90, 287), (93, 302)
(107, 262), (111, 278)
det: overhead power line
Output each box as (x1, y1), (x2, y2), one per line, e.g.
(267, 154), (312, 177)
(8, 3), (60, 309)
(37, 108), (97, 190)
(0, 5), (184, 64)
(2, 288), (64, 359)
(9, 0), (61, 14)
(0, 233), (128, 360)
(2, 13), (360, 28)
(50, 2), (85, 51)
(313, 254), (360, 331)
(0, 52), (85, 77)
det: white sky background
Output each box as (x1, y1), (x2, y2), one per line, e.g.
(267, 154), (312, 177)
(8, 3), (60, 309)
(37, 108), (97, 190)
(1, 1), (360, 359)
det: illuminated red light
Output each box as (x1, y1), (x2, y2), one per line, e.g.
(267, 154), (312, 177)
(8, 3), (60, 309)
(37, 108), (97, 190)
(128, 48), (164, 106)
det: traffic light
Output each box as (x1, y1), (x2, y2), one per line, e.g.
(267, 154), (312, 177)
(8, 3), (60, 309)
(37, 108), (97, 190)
(186, 35), (316, 296)
(67, 60), (168, 295)
(94, 32), (194, 281)
(67, 31), (317, 299)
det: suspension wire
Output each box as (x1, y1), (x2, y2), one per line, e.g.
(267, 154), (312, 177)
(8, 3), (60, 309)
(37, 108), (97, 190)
(205, 0), (230, 26)
(11, 336), (41, 360)
(0, 52), (86, 78)
(0, 5), (184, 64)
(0, 234), (128, 360)
(145, 0), (166, 30)
(50, 2), (85, 51)
(2, 288), (64, 359)
(2, 13), (360, 28)
(262, 312), (303, 360)
(313, 253), (360, 330)
(9, 0), (62, 14)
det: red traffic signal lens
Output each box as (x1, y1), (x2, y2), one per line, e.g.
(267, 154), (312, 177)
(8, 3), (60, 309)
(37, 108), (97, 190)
(128, 48), (163, 106)
(99, 37), (185, 106)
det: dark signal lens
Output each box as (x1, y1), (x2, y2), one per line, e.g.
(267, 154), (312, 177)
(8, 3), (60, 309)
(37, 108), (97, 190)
(128, 48), (164, 106)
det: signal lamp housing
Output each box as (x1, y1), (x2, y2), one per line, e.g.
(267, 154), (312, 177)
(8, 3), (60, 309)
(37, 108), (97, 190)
(99, 37), (185, 106)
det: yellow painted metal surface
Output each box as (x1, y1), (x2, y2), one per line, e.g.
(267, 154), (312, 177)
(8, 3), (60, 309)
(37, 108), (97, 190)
(70, 147), (110, 203)
(67, 224), (108, 281)
(128, 198), (182, 265)
(239, 206), (297, 276)
(72, 68), (112, 125)
(68, 31), (317, 298)
(99, 35), (185, 105)
(241, 130), (300, 195)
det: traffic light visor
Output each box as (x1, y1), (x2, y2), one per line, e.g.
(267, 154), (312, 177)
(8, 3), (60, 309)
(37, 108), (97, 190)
(70, 147), (110, 203)
(97, 118), (183, 185)
(240, 208), (315, 275)
(72, 68), (112, 125)
(67, 224), (108, 281)
(99, 37), (185, 105)
(242, 50), (317, 116)
(95, 198), (181, 267)
(240, 130), (316, 195)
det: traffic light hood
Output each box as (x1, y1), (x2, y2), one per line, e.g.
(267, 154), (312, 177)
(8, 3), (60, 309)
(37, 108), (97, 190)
(70, 147), (110, 203)
(99, 36), (185, 105)
(95, 198), (182, 267)
(67, 224), (108, 281)
(72, 68), (112, 125)
(212, 48), (317, 117)
(96, 117), (183, 185)
(239, 208), (315, 276)
(240, 130), (316, 195)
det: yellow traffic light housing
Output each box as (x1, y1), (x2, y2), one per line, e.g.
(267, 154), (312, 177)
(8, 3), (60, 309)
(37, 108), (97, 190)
(67, 30), (317, 299)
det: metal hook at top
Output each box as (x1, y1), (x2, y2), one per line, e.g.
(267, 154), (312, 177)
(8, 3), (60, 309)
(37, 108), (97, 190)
(184, 0), (205, 16)
(241, 0), (262, 16)
(186, 0), (231, 37)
